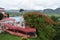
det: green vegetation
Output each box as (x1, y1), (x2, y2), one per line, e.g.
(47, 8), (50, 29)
(0, 13), (4, 20)
(50, 16), (60, 22)
(0, 33), (21, 40)
(9, 13), (21, 17)
(53, 23), (60, 40)
(0, 11), (60, 40)
(6, 12), (21, 17)
(50, 16), (60, 40)
(0, 33), (40, 40)
(23, 12), (56, 40)
(19, 9), (24, 12)
(0, 13), (9, 20)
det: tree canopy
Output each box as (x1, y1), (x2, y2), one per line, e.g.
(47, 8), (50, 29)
(19, 9), (24, 12)
(23, 12), (56, 40)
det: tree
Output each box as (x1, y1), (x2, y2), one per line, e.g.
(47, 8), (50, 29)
(19, 9), (24, 15)
(23, 12), (56, 40)
(0, 13), (4, 20)
(19, 9), (24, 12)
(53, 22), (60, 40)
(51, 16), (59, 22)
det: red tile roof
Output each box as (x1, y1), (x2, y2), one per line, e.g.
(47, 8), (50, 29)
(4, 17), (15, 21)
(2, 13), (7, 16)
(4, 24), (36, 32)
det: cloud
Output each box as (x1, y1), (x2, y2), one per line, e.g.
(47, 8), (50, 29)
(0, 0), (60, 10)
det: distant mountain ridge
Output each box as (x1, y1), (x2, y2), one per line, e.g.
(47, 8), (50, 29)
(5, 8), (60, 14)
(43, 8), (60, 14)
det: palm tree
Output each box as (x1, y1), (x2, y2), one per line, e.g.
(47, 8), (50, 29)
(19, 9), (24, 12)
(19, 9), (24, 15)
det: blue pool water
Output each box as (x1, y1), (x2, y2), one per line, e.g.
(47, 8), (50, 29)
(12, 17), (20, 22)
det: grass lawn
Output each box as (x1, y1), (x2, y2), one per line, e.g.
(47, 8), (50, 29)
(0, 33), (40, 40)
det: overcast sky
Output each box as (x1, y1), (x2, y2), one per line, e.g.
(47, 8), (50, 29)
(0, 0), (60, 10)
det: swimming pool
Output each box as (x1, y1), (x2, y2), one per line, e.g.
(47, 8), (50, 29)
(11, 17), (20, 22)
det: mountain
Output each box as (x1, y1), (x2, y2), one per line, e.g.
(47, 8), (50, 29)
(55, 8), (60, 13)
(5, 10), (19, 13)
(5, 8), (60, 14)
(43, 8), (60, 14)
(43, 9), (55, 13)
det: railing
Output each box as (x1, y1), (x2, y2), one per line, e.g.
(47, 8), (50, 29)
(0, 22), (5, 33)
(0, 22), (4, 27)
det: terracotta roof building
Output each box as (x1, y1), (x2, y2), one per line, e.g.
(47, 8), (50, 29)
(0, 8), (5, 12)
